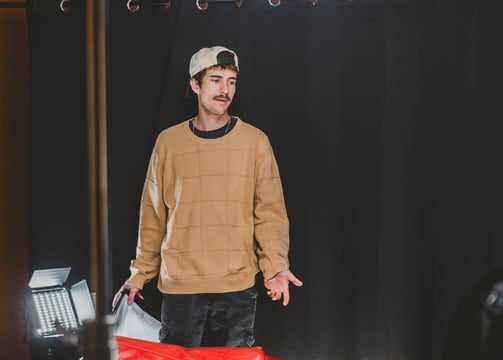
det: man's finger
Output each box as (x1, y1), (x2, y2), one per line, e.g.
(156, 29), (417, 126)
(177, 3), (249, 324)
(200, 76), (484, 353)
(282, 290), (291, 306)
(127, 289), (136, 304)
(292, 278), (303, 287)
(288, 274), (303, 287)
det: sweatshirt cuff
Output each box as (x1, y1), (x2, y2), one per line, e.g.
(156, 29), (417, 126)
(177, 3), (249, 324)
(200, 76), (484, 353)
(261, 260), (290, 280)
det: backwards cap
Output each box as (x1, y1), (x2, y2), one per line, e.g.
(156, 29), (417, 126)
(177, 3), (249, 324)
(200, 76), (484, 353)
(189, 46), (239, 78)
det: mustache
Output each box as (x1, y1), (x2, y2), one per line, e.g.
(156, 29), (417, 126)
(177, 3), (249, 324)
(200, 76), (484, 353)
(214, 95), (231, 101)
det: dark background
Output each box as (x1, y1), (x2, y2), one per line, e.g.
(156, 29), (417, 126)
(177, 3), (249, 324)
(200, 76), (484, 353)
(26, 0), (503, 359)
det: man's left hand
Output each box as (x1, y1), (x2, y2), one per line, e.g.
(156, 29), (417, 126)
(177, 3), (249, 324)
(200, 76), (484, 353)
(264, 270), (303, 306)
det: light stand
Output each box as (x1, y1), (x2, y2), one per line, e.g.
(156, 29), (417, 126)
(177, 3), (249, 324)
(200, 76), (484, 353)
(83, 0), (116, 359)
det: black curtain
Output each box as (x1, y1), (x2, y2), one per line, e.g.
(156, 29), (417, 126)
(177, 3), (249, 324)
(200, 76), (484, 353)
(27, 1), (503, 359)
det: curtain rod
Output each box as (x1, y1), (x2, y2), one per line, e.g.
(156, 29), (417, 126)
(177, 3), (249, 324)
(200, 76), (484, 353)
(0, 0), (321, 12)
(127, 0), (242, 12)
(196, 0), (241, 11)
(127, 0), (319, 12)
(127, 0), (171, 12)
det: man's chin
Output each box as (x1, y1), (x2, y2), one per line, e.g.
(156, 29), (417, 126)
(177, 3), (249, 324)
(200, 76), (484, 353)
(210, 108), (229, 116)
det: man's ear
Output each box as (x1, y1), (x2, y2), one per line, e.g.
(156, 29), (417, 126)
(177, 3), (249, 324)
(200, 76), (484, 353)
(189, 77), (200, 95)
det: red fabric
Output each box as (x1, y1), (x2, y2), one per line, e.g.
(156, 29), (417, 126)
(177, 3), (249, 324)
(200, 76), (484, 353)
(115, 336), (281, 360)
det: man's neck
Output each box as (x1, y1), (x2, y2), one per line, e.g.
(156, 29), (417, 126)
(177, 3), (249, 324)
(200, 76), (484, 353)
(193, 112), (230, 131)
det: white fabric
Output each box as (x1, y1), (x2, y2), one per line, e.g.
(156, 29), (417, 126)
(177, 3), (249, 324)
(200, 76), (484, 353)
(113, 294), (161, 342)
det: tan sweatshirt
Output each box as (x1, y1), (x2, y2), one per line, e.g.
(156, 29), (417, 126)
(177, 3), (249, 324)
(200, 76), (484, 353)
(126, 118), (290, 294)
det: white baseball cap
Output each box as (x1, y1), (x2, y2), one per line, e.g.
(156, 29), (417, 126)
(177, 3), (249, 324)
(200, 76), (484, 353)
(189, 46), (239, 78)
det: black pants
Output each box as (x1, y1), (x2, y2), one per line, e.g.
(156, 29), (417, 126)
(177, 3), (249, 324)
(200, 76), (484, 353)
(159, 287), (257, 347)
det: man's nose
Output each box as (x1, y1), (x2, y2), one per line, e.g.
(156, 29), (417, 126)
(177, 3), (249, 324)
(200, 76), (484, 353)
(220, 82), (229, 94)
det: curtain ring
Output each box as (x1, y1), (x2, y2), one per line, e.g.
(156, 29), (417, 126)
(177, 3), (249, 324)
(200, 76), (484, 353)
(196, 0), (208, 10)
(127, 0), (140, 12)
(268, 0), (280, 7)
(60, 0), (71, 12)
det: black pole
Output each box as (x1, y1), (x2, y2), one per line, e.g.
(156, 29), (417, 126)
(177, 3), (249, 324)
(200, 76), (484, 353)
(82, 0), (116, 359)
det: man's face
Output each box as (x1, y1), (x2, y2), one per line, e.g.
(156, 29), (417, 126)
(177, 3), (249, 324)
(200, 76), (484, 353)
(191, 67), (238, 116)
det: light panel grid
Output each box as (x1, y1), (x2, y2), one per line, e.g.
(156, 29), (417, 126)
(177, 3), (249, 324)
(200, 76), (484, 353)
(32, 288), (78, 336)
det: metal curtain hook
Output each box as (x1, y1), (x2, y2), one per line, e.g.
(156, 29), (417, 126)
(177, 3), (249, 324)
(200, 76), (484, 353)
(60, 0), (72, 12)
(196, 0), (208, 11)
(127, 0), (140, 12)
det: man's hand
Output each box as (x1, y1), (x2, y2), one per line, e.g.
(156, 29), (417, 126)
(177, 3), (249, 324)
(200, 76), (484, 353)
(264, 270), (303, 306)
(112, 283), (144, 308)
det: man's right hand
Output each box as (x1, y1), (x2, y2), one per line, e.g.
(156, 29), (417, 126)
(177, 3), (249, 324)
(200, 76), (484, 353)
(112, 283), (144, 308)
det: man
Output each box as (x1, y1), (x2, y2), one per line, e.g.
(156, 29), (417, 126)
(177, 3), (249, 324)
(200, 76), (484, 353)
(113, 46), (302, 347)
